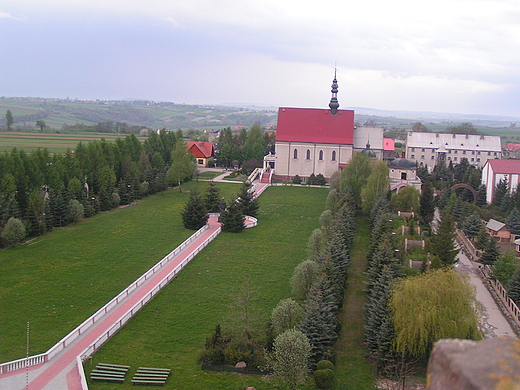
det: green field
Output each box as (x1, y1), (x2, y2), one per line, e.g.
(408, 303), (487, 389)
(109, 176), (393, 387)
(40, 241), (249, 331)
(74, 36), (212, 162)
(0, 181), (241, 361)
(0, 131), (132, 153)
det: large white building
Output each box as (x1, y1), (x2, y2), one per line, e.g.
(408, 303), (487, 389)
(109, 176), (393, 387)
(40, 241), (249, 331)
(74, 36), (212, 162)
(481, 159), (520, 203)
(406, 132), (502, 168)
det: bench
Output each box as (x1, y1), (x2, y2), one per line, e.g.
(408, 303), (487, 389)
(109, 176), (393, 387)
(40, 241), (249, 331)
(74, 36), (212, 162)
(91, 370), (126, 376)
(137, 367), (171, 372)
(91, 375), (125, 383)
(97, 362), (130, 370)
(131, 379), (166, 386)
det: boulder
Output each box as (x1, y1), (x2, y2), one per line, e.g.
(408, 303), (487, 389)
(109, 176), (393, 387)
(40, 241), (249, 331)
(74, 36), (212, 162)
(235, 361), (247, 369)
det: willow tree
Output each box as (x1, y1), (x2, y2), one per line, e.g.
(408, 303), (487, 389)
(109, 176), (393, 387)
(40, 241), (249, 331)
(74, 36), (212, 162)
(390, 268), (481, 358)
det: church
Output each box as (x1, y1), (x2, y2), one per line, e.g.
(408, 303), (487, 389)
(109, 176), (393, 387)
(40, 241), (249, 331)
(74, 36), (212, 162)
(271, 73), (384, 182)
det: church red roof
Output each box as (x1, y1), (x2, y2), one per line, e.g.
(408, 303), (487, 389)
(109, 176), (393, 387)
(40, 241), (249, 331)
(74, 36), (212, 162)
(187, 142), (214, 158)
(275, 107), (355, 145)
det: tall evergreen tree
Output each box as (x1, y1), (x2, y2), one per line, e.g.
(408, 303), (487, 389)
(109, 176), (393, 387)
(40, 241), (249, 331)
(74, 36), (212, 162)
(181, 189), (208, 230)
(220, 201), (245, 233)
(431, 212), (459, 266)
(505, 207), (520, 235)
(480, 236), (500, 265)
(236, 183), (259, 217)
(493, 178), (508, 208)
(507, 268), (520, 306)
(461, 213), (483, 241)
(204, 183), (221, 213)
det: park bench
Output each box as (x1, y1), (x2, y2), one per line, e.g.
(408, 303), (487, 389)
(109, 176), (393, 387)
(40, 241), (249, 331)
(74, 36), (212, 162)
(90, 374), (125, 383)
(90, 369), (126, 376)
(131, 378), (167, 386)
(131, 367), (171, 386)
(96, 362), (130, 370)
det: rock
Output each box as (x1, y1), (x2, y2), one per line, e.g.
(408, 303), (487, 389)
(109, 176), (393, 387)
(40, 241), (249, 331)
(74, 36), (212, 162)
(235, 361), (247, 369)
(427, 337), (520, 390)
(245, 388), (256, 390)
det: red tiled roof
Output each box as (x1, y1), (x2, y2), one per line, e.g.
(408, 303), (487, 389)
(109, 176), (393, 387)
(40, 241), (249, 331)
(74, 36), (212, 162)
(383, 138), (395, 151)
(486, 159), (520, 173)
(275, 107), (354, 144)
(507, 143), (520, 152)
(187, 142), (214, 158)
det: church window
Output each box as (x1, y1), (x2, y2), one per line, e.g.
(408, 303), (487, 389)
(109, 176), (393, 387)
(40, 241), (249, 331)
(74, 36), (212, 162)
(293, 149), (298, 159)
(332, 151), (336, 161)
(306, 149), (311, 160)
(319, 150), (324, 160)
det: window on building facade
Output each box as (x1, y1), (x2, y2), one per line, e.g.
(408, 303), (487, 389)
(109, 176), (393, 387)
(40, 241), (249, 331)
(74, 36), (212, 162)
(411, 154), (415, 159)
(421, 155), (425, 159)
(306, 149), (311, 159)
(454, 157), (458, 161)
(422, 148), (425, 152)
(332, 150), (336, 161)
(471, 158), (474, 162)
(477, 158), (480, 162)
(293, 149), (298, 159)
(488, 152), (491, 156)
(477, 151), (481, 155)
(454, 150), (458, 154)
(431, 156), (435, 160)
(472, 151), (475, 155)
(412, 148), (415, 152)
(463, 150), (466, 154)
(319, 150), (324, 160)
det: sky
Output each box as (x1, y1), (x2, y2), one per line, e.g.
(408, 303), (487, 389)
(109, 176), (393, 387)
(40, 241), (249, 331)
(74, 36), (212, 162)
(1, 0), (520, 117)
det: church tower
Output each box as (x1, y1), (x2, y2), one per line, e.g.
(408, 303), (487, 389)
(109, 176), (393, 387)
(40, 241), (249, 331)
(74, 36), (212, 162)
(329, 69), (340, 115)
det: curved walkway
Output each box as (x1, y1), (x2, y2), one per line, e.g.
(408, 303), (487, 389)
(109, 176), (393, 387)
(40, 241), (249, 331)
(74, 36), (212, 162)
(0, 183), (268, 390)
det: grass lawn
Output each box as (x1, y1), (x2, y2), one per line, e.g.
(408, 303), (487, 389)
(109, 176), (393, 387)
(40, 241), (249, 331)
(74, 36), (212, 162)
(0, 182), (240, 362)
(334, 216), (377, 390)
(85, 185), (328, 390)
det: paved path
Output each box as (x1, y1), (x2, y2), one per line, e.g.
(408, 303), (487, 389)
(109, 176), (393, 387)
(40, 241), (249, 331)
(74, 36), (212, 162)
(455, 250), (516, 338)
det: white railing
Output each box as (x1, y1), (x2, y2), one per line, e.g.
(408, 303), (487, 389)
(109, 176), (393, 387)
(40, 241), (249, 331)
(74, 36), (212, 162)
(77, 355), (88, 390)
(77, 224), (221, 361)
(247, 168), (262, 183)
(0, 222), (213, 375)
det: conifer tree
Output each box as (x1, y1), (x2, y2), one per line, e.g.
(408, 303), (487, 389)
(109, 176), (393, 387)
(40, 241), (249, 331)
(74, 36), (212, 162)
(507, 268), (520, 305)
(220, 201), (245, 233)
(462, 213), (483, 241)
(181, 189), (208, 230)
(505, 207), (520, 235)
(236, 183), (259, 217)
(480, 236), (500, 265)
(204, 183), (221, 213)
(365, 265), (396, 365)
(431, 212), (459, 266)
(476, 184), (487, 207)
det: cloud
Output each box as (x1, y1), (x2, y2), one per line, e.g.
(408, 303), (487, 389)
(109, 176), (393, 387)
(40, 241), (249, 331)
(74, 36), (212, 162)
(0, 11), (25, 20)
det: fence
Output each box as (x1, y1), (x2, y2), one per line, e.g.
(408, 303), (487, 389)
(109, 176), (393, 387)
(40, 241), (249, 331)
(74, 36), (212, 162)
(456, 229), (520, 330)
(0, 221), (216, 375)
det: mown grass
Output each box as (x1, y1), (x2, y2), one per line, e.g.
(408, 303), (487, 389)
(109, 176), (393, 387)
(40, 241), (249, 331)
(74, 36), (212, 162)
(334, 216), (377, 390)
(86, 185), (328, 390)
(0, 182), (240, 362)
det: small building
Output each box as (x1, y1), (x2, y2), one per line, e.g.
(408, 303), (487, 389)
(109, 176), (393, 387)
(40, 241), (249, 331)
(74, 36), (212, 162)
(186, 142), (214, 167)
(486, 219), (511, 242)
(481, 159), (520, 204)
(515, 238), (520, 256)
(389, 157), (422, 192)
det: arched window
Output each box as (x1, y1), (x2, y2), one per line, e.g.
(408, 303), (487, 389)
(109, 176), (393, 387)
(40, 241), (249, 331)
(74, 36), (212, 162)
(306, 149), (311, 160)
(293, 149), (298, 159)
(331, 151), (336, 161)
(319, 150), (324, 160)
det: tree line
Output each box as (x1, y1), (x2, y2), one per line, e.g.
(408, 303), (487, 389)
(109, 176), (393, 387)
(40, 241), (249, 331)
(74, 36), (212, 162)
(0, 130), (193, 247)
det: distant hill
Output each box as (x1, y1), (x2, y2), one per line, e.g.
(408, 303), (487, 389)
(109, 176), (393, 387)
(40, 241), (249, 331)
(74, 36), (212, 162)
(0, 97), (278, 131)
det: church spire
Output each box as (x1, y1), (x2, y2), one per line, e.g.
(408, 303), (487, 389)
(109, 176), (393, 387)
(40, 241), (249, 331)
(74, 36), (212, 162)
(329, 68), (339, 115)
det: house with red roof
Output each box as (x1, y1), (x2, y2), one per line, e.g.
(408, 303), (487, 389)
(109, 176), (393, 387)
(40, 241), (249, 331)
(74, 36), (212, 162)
(186, 141), (214, 167)
(481, 159), (520, 203)
(272, 72), (383, 182)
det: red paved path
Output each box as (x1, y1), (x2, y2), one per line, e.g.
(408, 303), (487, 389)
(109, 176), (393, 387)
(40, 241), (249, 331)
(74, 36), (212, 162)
(1, 182), (268, 390)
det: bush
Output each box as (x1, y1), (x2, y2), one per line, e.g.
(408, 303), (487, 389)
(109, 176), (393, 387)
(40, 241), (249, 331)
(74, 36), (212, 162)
(292, 175), (302, 184)
(313, 368), (335, 389)
(316, 360), (335, 371)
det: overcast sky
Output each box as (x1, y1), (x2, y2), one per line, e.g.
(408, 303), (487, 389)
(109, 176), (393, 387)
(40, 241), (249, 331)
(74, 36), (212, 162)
(1, 0), (520, 117)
